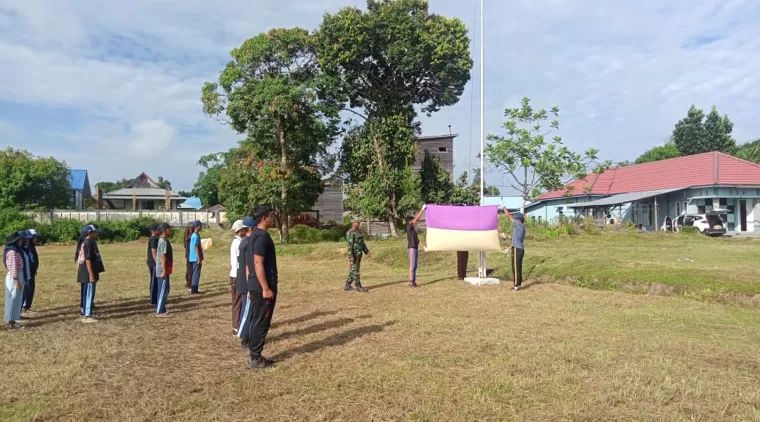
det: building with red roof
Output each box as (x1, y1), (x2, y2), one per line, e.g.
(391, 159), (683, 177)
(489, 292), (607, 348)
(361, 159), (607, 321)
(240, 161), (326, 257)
(525, 152), (760, 233)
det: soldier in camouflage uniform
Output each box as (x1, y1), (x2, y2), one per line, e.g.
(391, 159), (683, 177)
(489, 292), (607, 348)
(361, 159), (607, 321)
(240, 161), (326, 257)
(345, 221), (369, 293)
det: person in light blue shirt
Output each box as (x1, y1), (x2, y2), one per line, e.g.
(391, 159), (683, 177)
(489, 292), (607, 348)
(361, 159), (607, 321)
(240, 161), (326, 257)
(188, 221), (204, 294)
(505, 210), (526, 290)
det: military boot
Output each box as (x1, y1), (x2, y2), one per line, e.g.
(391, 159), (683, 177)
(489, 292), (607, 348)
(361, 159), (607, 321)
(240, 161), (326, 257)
(344, 280), (354, 291)
(354, 282), (369, 293)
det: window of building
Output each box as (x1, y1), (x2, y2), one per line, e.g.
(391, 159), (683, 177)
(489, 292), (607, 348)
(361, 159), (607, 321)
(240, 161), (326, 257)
(719, 198), (727, 207)
(698, 205), (706, 214)
(676, 202), (682, 216)
(438, 147), (448, 152)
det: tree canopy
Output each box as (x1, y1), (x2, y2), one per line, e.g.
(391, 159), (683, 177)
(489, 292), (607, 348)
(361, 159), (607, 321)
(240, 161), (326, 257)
(201, 28), (340, 242)
(485, 97), (608, 211)
(635, 142), (681, 164)
(672, 105), (736, 156)
(0, 147), (71, 210)
(317, 0), (472, 234)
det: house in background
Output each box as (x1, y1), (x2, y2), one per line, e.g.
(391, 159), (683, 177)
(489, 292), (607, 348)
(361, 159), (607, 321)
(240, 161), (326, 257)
(102, 172), (186, 210)
(526, 152), (760, 233)
(411, 133), (456, 180)
(178, 197), (203, 210)
(481, 196), (529, 213)
(69, 169), (92, 210)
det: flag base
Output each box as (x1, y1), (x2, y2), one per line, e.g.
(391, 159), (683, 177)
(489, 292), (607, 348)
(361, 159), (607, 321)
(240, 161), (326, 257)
(463, 277), (501, 286)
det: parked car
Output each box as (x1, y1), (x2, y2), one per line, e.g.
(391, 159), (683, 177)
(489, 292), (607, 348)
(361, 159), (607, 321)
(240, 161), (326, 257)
(674, 211), (727, 236)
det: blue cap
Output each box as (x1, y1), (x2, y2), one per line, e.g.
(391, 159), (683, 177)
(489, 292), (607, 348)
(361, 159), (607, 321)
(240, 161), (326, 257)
(150, 223), (160, 231)
(20, 230), (34, 239)
(242, 217), (256, 227)
(514, 212), (524, 220)
(191, 220), (202, 227)
(83, 224), (101, 234)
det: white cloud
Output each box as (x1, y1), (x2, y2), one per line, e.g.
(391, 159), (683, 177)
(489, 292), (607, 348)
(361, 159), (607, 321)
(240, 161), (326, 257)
(0, 0), (759, 192)
(125, 120), (178, 157)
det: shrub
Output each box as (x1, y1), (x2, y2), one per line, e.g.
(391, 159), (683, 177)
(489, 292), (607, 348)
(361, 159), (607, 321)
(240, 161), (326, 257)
(0, 208), (36, 237)
(288, 224), (351, 244)
(22, 216), (161, 244)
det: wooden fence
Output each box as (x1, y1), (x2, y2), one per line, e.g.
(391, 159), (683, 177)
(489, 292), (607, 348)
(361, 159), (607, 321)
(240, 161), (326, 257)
(26, 210), (229, 227)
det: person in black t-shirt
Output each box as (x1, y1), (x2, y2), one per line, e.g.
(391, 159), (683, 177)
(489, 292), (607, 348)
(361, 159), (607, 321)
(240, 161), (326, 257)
(406, 206), (426, 288)
(246, 206), (278, 370)
(77, 224), (104, 323)
(147, 223), (160, 306)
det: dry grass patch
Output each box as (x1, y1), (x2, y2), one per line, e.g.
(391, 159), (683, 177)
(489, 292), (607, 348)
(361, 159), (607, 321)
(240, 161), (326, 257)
(1, 233), (760, 421)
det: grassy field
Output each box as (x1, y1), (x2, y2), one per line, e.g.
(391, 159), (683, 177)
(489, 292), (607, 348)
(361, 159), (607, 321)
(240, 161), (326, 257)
(1, 231), (760, 421)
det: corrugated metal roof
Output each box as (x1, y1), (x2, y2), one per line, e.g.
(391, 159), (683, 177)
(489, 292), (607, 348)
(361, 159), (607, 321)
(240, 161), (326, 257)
(103, 188), (184, 199)
(178, 197), (203, 209)
(69, 169), (88, 191)
(538, 152), (760, 200)
(566, 188), (683, 207)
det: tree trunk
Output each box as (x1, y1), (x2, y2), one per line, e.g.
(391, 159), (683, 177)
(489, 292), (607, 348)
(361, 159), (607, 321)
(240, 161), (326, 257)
(278, 120), (290, 243)
(372, 134), (398, 236)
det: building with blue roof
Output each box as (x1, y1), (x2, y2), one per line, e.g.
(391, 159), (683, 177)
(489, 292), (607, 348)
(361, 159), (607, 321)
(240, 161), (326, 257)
(69, 169), (92, 210)
(178, 197), (203, 210)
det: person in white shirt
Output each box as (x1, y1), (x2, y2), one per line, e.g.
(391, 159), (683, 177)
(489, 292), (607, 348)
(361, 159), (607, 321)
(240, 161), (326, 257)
(229, 219), (250, 335)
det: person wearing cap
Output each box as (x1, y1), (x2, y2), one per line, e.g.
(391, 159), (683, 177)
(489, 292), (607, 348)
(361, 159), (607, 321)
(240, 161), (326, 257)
(344, 220), (369, 293)
(246, 206), (278, 369)
(188, 220), (204, 294)
(147, 223), (160, 306)
(77, 224), (104, 322)
(4, 231), (26, 329)
(155, 223), (174, 317)
(20, 230), (39, 313)
(236, 217), (256, 348)
(504, 209), (526, 290)
(184, 222), (193, 290)
(229, 219), (249, 334)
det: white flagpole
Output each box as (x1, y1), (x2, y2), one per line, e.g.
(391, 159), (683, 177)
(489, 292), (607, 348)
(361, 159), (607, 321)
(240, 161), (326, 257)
(478, 0), (486, 278)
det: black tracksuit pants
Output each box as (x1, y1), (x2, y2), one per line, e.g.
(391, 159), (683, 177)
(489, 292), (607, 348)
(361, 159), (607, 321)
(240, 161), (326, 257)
(248, 290), (277, 360)
(456, 251), (469, 279)
(511, 247), (524, 287)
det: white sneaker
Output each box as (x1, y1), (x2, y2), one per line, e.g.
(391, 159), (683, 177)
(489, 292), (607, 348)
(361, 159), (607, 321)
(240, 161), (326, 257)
(81, 317), (99, 323)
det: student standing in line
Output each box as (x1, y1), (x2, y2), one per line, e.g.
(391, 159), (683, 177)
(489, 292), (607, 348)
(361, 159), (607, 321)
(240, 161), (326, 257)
(183, 222), (193, 290)
(504, 209), (526, 290)
(406, 206), (426, 288)
(18, 231), (34, 315)
(155, 223), (174, 317)
(77, 224), (104, 323)
(147, 223), (160, 306)
(4, 231), (25, 329)
(237, 217), (256, 347)
(188, 221), (204, 294)
(22, 229), (39, 313)
(75, 228), (88, 316)
(246, 206), (278, 369)
(229, 219), (249, 335)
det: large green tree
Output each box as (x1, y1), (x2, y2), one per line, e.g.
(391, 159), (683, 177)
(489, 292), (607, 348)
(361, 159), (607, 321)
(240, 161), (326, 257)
(190, 152), (228, 207)
(635, 142), (681, 164)
(485, 97), (609, 212)
(317, 0), (472, 235)
(735, 139), (760, 163)
(201, 28), (340, 242)
(0, 148), (71, 209)
(95, 178), (131, 193)
(672, 105), (736, 156)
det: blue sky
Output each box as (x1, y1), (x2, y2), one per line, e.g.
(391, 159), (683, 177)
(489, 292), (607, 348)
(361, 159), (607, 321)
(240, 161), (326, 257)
(1, 0), (759, 193)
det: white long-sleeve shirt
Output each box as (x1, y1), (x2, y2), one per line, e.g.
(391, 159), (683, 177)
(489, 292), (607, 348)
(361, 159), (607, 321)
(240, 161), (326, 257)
(229, 236), (242, 278)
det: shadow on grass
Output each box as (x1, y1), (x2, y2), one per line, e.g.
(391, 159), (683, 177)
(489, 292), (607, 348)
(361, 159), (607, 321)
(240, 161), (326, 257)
(270, 320), (396, 362)
(367, 279), (408, 290)
(269, 315), (372, 343)
(270, 310), (339, 330)
(26, 288), (228, 325)
(517, 258), (550, 291)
